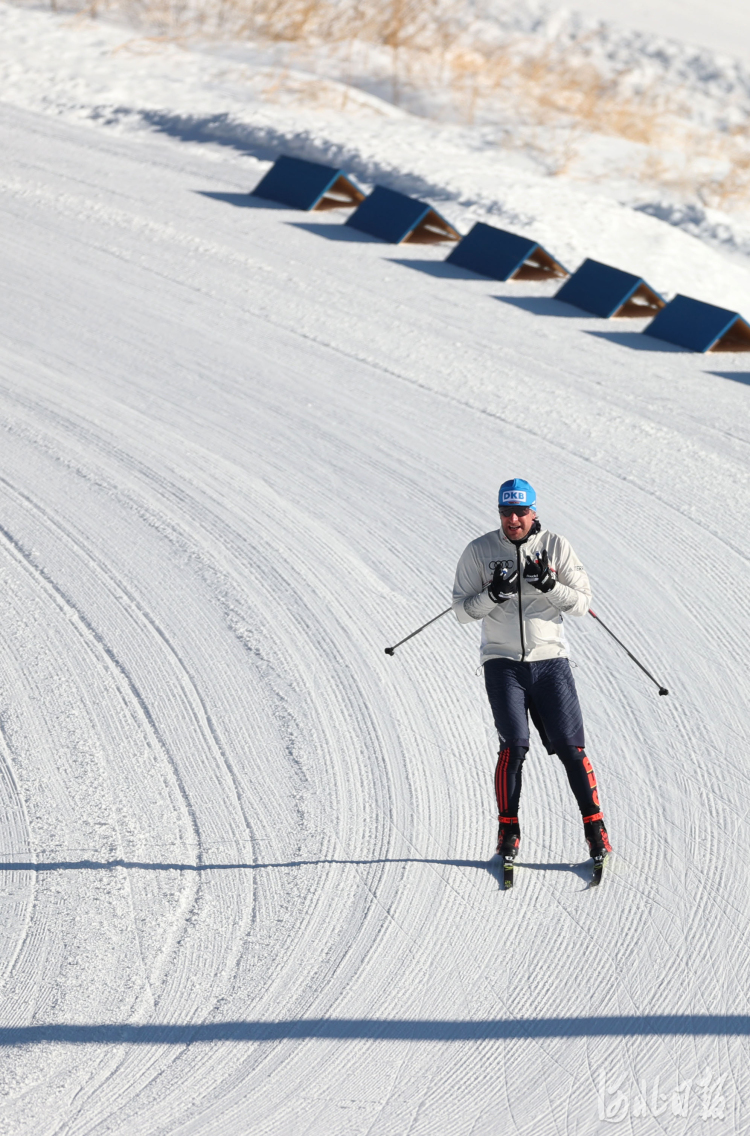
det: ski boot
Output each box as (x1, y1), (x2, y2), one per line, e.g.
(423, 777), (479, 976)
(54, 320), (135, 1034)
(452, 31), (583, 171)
(583, 812), (612, 886)
(497, 816), (520, 889)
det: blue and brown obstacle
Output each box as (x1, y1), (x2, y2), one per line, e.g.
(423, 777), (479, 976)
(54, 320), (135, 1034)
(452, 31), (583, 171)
(253, 156), (365, 211)
(252, 162), (750, 353)
(555, 258), (665, 318)
(644, 295), (750, 352)
(346, 186), (459, 244)
(446, 222), (567, 281)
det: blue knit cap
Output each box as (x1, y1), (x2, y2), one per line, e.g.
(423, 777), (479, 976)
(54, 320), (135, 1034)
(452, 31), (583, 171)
(498, 478), (537, 509)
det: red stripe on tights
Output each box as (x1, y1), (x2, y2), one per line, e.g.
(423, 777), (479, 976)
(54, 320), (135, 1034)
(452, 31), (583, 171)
(495, 747), (510, 815)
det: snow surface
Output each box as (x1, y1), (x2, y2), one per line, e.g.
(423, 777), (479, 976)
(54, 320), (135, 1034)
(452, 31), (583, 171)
(1, 5), (750, 1134)
(552, 0), (750, 64)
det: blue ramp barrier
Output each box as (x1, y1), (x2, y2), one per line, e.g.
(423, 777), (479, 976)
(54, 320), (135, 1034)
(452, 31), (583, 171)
(555, 258), (664, 318)
(252, 156), (365, 211)
(445, 222), (567, 281)
(346, 186), (459, 243)
(644, 295), (750, 352)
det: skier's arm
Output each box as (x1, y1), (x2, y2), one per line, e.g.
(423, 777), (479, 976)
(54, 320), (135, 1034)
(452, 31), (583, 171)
(545, 538), (591, 617)
(452, 544), (496, 624)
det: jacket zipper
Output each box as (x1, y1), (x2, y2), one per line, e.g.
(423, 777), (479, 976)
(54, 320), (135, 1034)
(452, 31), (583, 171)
(516, 543), (526, 661)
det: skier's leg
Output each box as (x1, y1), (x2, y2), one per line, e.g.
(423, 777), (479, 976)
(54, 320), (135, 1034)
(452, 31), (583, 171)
(528, 658), (585, 754)
(556, 746), (612, 856)
(484, 660), (530, 856)
(528, 659), (612, 853)
(483, 659), (530, 747)
(494, 745), (529, 818)
(493, 745), (528, 855)
(556, 744), (600, 816)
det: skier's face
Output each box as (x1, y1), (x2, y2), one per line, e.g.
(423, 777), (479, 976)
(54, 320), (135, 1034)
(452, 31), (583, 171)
(500, 508), (536, 541)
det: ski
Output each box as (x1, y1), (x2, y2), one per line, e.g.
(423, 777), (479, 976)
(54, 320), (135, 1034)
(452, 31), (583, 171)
(490, 854), (516, 889)
(590, 854), (607, 887)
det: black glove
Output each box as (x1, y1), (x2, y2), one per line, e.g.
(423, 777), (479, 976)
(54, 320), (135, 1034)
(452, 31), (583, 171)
(488, 562), (518, 603)
(523, 549), (556, 592)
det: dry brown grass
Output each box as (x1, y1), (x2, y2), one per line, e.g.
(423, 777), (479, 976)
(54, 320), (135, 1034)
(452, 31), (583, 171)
(695, 129), (750, 207)
(635, 120), (750, 208)
(29, 0), (750, 199)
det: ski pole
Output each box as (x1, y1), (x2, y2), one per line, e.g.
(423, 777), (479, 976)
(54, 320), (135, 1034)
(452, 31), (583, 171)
(588, 609), (668, 696)
(384, 605), (454, 656)
(385, 581), (500, 656)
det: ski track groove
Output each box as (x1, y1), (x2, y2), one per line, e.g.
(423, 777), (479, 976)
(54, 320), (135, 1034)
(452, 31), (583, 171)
(0, 715), (37, 1004)
(0, 519), (209, 1119)
(0, 488), (207, 862)
(0, 486), (210, 1020)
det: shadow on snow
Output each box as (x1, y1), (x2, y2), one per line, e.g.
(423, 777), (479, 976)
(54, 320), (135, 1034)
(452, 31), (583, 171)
(706, 371), (750, 386)
(0, 858), (588, 876)
(0, 1017), (747, 1045)
(194, 191), (285, 209)
(495, 296), (589, 318)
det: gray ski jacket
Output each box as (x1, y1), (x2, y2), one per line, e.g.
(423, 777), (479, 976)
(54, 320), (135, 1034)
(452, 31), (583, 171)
(452, 525), (591, 665)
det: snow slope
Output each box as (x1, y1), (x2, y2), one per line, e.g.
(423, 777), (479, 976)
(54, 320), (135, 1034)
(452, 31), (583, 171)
(1, 84), (750, 1134)
(4, 1), (750, 313)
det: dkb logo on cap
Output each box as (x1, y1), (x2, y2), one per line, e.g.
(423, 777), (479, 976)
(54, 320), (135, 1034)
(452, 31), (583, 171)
(498, 478), (537, 510)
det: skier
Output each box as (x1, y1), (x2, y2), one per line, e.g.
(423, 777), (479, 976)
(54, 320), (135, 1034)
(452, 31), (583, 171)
(452, 477), (612, 871)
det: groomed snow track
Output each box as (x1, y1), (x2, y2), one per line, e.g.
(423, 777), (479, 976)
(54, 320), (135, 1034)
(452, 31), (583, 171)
(0, 102), (749, 1134)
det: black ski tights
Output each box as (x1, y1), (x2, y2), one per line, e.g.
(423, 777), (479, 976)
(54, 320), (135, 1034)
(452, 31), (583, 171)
(494, 744), (602, 820)
(494, 745), (527, 820)
(557, 745), (601, 818)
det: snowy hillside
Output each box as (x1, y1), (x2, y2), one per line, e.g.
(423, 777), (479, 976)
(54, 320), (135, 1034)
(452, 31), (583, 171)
(5, 0), (750, 309)
(1, 2), (750, 1133)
